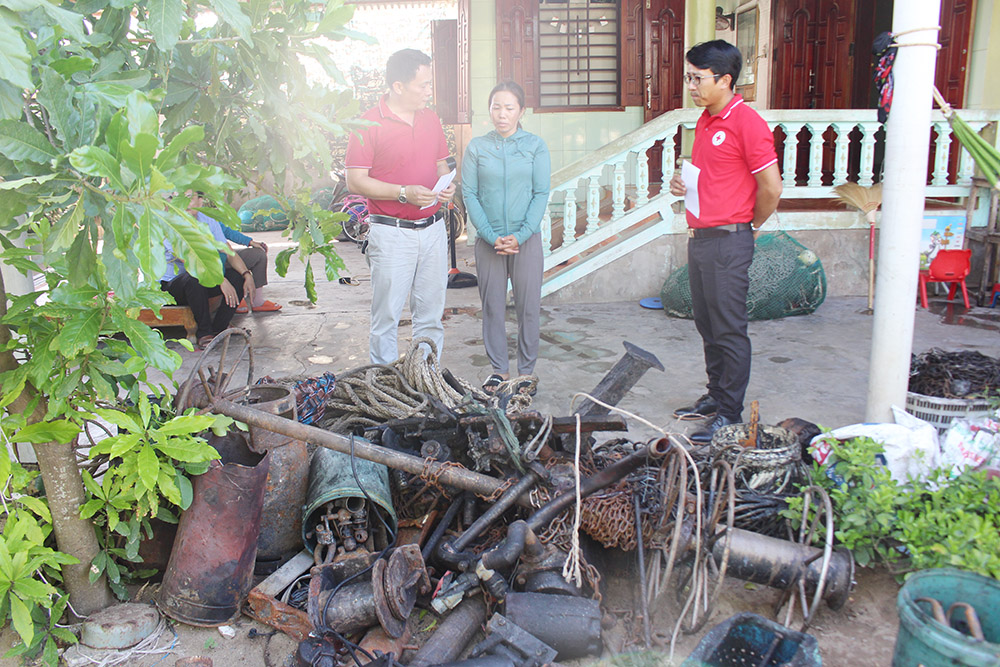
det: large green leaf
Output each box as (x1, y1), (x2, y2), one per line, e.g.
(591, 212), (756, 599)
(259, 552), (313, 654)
(209, 0), (254, 45)
(154, 415), (218, 436)
(135, 204), (166, 281)
(14, 420), (81, 445)
(153, 438), (219, 463)
(119, 132), (158, 182)
(67, 225), (97, 287)
(0, 19), (31, 90)
(155, 125), (203, 170)
(0, 79), (22, 120)
(317, 2), (355, 35)
(0, 173), (56, 190)
(8, 595), (33, 648)
(155, 206), (224, 286)
(146, 0), (183, 53)
(49, 56), (95, 77)
(83, 81), (135, 107)
(68, 145), (127, 191)
(37, 67), (79, 148)
(112, 312), (181, 373)
(90, 407), (142, 434)
(136, 445), (158, 491)
(0, 120), (59, 164)
(3, 0), (87, 42)
(124, 93), (159, 139)
(47, 199), (84, 254)
(51, 306), (102, 357)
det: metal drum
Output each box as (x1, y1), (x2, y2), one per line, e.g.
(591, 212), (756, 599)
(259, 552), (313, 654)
(302, 443), (397, 555)
(158, 431), (269, 626)
(248, 384), (311, 569)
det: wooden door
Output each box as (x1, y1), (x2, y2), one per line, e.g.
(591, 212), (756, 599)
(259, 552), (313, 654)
(642, 0), (684, 184)
(935, 0), (971, 107)
(771, 0), (856, 110)
(643, 0), (684, 122)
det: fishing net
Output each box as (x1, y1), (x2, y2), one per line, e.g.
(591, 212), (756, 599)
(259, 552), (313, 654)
(660, 231), (827, 321)
(238, 194), (289, 232)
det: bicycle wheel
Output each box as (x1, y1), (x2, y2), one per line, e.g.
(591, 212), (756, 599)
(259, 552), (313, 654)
(340, 199), (370, 243)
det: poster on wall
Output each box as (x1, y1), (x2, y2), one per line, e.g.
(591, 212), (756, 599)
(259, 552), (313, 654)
(919, 214), (966, 269)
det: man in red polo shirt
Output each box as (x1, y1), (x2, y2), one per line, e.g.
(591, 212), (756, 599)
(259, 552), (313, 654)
(346, 49), (456, 364)
(668, 40), (782, 444)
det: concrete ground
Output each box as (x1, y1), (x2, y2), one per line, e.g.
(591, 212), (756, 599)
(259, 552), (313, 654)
(171, 230), (999, 441)
(4, 230), (997, 666)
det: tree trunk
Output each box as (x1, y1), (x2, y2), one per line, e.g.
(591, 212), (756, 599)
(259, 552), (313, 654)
(0, 271), (113, 618)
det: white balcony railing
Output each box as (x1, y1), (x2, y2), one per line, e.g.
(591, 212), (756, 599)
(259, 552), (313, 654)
(541, 107), (1000, 297)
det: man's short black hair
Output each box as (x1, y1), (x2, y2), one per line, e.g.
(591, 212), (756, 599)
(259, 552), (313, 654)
(686, 40), (742, 91)
(386, 49), (432, 86)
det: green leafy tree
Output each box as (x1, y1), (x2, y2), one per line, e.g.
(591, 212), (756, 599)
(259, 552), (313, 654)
(0, 0), (365, 654)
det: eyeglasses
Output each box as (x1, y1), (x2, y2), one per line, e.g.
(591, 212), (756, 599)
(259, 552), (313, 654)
(684, 73), (722, 86)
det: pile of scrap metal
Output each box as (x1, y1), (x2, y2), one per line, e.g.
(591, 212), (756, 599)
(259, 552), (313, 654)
(158, 330), (855, 666)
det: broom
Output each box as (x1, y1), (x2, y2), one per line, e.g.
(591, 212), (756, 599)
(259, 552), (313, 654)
(833, 182), (883, 312)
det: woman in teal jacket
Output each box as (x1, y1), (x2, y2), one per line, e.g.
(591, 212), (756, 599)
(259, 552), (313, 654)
(462, 81), (551, 393)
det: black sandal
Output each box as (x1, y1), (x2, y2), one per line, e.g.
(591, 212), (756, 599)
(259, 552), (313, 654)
(482, 373), (505, 394)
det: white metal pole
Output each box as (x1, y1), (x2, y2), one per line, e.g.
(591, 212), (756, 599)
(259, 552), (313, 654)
(864, 1), (942, 423)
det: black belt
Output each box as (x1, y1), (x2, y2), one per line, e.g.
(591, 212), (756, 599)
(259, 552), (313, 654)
(688, 223), (753, 238)
(370, 212), (443, 230)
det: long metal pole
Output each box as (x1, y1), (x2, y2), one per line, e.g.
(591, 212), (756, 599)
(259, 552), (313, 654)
(865, 1), (942, 423)
(213, 399), (507, 499)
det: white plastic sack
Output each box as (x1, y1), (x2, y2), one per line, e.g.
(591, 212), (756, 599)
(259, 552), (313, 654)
(808, 406), (940, 483)
(940, 413), (1000, 476)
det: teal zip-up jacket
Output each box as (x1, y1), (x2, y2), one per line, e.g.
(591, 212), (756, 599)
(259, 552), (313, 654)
(462, 128), (551, 246)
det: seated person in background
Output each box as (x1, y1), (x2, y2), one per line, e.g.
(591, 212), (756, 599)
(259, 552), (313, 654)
(159, 191), (257, 348)
(213, 197), (282, 314)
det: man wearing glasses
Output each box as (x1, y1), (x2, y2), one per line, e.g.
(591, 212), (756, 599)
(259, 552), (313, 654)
(668, 40), (782, 444)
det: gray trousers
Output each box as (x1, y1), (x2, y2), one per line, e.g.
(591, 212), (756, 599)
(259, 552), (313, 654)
(236, 246), (268, 288)
(475, 234), (543, 376)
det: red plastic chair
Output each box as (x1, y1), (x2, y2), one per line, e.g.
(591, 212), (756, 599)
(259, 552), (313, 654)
(918, 249), (972, 308)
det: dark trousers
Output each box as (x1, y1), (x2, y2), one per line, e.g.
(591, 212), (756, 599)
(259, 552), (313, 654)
(687, 229), (755, 422)
(161, 267), (245, 339)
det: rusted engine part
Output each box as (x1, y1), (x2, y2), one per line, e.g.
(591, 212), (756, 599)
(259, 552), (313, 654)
(158, 430), (269, 627)
(435, 441), (674, 610)
(435, 466), (546, 569)
(573, 341), (665, 417)
(246, 550), (314, 641)
(722, 485), (853, 632)
(408, 597), (488, 667)
(303, 446), (397, 559)
(308, 545), (430, 639)
(466, 613), (558, 667)
(371, 412), (626, 478)
(718, 528), (854, 618)
(505, 592), (603, 660)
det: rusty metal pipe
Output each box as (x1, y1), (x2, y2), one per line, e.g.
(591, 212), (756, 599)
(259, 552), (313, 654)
(212, 399), (511, 501)
(526, 439), (671, 531)
(453, 468), (543, 553)
(574, 341), (664, 416)
(409, 597), (488, 667)
(712, 527), (854, 610)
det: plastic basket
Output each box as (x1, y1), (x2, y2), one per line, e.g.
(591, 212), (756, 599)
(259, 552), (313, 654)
(905, 391), (994, 434)
(682, 612), (821, 666)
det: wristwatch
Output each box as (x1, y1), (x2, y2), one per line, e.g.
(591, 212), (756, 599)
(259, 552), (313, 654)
(397, 186), (407, 204)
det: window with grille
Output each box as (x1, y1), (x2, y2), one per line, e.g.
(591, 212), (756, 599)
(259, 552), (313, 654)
(537, 0), (619, 108)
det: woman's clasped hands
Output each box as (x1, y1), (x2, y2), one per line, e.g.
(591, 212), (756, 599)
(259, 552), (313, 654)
(494, 235), (520, 255)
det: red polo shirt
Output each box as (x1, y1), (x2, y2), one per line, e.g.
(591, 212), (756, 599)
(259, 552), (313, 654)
(345, 95), (450, 220)
(688, 94), (778, 229)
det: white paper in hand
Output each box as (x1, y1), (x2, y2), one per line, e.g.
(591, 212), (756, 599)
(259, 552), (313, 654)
(421, 169), (457, 210)
(681, 160), (701, 219)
